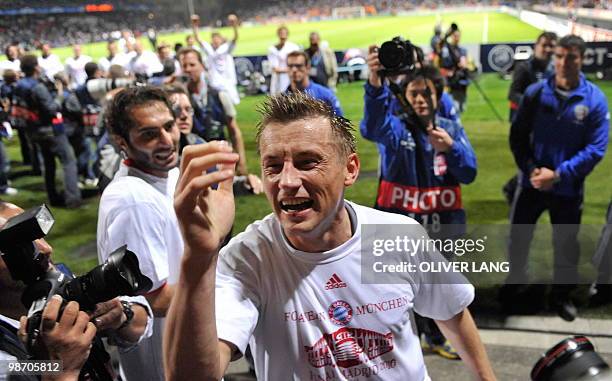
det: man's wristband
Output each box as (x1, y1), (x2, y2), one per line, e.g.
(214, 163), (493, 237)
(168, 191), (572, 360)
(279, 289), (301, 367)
(117, 301), (134, 331)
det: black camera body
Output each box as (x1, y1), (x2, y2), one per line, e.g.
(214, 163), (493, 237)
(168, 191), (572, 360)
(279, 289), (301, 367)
(378, 36), (417, 76)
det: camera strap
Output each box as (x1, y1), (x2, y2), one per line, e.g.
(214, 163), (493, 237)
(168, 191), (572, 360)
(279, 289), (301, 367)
(386, 79), (432, 186)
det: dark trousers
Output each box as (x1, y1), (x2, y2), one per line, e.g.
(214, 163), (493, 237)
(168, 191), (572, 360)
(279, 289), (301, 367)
(594, 202), (612, 284)
(0, 139), (8, 192)
(18, 126), (41, 173)
(507, 186), (582, 286)
(450, 86), (467, 114)
(69, 130), (98, 180)
(33, 133), (81, 206)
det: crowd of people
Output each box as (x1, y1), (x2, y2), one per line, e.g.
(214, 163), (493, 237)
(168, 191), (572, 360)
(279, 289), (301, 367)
(0, 12), (185, 52)
(0, 5), (610, 381)
(1, 0), (610, 50)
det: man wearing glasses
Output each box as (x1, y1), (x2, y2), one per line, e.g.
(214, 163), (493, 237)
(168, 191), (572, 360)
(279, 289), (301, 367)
(285, 51), (343, 116)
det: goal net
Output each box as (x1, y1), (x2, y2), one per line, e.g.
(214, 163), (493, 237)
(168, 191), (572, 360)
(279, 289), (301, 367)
(331, 6), (366, 19)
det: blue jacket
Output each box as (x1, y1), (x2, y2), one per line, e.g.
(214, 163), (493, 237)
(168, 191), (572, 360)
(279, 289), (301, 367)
(286, 81), (343, 116)
(510, 73), (609, 197)
(13, 77), (61, 128)
(361, 82), (477, 229)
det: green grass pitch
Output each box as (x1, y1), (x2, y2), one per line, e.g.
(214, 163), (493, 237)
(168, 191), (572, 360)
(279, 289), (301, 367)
(4, 11), (612, 316)
(50, 12), (541, 60)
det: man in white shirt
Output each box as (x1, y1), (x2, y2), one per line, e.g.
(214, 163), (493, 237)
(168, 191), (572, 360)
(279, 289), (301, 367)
(192, 13), (240, 104)
(164, 92), (496, 380)
(128, 41), (163, 79)
(99, 40), (130, 74)
(97, 86), (182, 381)
(38, 43), (64, 80)
(64, 45), (92, 88)
(267, 25), (300, 95)
(0, 44), (20, 75)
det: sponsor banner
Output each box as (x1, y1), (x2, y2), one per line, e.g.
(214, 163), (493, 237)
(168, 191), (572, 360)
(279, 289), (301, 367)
(480, 41), (612, 73)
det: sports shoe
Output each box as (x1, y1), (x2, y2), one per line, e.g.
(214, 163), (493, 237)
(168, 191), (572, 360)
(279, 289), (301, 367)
(0, 187), (18, 196)
(84, 178), (99, 188)
(420, 334), (460, 360)
(589, 283), (612, 307)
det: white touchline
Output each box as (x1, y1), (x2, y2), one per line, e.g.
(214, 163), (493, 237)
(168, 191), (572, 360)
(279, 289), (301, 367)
(483, 13), (489, 44)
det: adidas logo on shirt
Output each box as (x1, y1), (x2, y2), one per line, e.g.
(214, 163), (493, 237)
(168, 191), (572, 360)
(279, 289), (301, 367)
(325, 273), (347, 290)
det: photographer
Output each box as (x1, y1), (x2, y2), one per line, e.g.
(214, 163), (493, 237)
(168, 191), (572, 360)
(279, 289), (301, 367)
(0, 200), (153, 380)
(438, 25), (471, 114)
(74, 62), (105, 187)
(13, 55), (81, 208)
(361, 45), (477, 360)
(178, 48), (262, 194)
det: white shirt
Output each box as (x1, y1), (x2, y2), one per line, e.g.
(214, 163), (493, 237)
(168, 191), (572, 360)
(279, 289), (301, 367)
(0, 315), (19, 364)
(0, 59), (20, 74)
(215, 201), (474, 381)
(38, 54), (64, 80)
(65, 55), (92, 88)
(200, 40), (240, 104)
(128, 51), (163, 78)
(97, 163), (183, 381)
(98, 52), (131, 73)
(267, 41), (300, 95)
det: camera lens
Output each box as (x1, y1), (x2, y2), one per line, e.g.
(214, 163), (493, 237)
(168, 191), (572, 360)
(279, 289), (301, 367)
(531, 336), (610, 381)
(379, 40), (407, 70)
(61, 247), (152, 310)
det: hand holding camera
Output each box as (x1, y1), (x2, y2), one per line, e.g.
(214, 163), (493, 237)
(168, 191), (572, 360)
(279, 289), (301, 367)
(367, 45), (382, 88)
(0, 204), (153, 380)
(18, 295), (96, 381)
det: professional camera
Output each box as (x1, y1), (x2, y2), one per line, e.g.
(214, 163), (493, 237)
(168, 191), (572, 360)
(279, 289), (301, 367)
(85, 77), (137, 102)
(0, 204), (152, 380)
(531, 336), (612, 381)
(378, 36), (417, 75)
(443, 22), (459, 41)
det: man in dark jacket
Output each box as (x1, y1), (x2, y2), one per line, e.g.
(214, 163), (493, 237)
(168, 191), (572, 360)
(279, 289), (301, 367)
(502, 32), (557, 203)
(502, 35), (609, 321)
(13, 55), (81, 207)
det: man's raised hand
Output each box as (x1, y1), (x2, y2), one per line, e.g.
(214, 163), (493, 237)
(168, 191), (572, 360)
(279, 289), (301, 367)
(174, 142), (239, 259)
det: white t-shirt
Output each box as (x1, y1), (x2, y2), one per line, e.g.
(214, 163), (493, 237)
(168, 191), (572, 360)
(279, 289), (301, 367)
(0, 315), (19, 364)
(200, 40), (240, 104)
(98, 52), (131, 73)
(267, 41), (300, 95)
(0, 59), (20, 74)
(216, 201), (474, 381)
(38, 54), (64, 80)
(65, 55), (92, 88)
(128, 51), (163, 78)
(97, 162), (183, 381)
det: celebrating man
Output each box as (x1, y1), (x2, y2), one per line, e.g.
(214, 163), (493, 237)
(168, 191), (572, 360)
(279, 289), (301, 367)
(164, 92), (495, 380)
